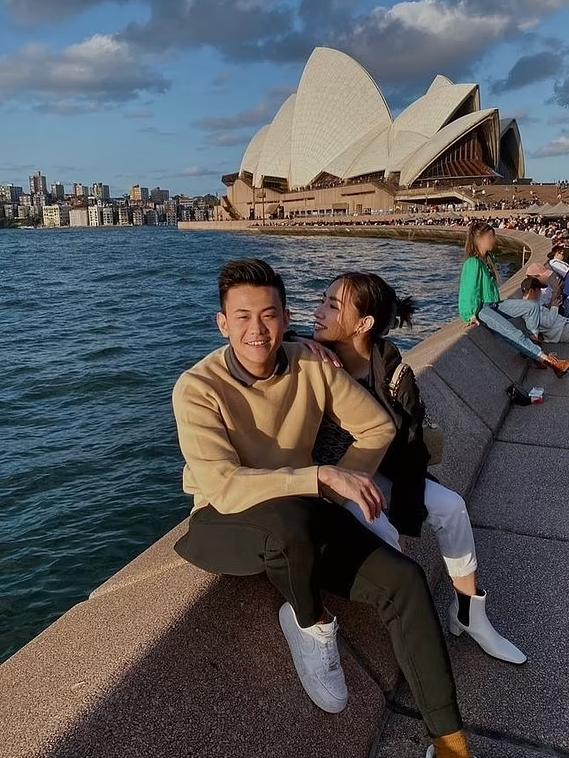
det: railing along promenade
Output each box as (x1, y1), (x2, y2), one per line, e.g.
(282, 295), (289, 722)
(2, 229), (564, 758)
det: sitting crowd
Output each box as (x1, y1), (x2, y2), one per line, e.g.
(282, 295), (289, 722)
(170, 221), (554, 757)
(263, 213), (569, 237)
(459, 222), (569, 375)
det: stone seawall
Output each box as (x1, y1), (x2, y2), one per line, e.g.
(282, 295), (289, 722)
(0, 230), (549, 758)
(178, 210), (535, 236)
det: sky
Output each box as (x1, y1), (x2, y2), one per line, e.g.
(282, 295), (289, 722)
(1, 0), (569, 197)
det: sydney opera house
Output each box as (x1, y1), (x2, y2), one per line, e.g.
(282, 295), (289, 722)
(221, 47), (526, 221)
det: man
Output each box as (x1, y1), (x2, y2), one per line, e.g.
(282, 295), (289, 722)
(521, 276), (569, 342)
(172, 259), (471, 758)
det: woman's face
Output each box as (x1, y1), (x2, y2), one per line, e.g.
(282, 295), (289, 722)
(478, 230), (496, 254)
(312, 279), (361, 344)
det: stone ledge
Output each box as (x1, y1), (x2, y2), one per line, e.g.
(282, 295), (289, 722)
(0, 229), (550, 758)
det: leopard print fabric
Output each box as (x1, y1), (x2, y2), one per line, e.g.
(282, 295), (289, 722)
(313, 414), (355, 466)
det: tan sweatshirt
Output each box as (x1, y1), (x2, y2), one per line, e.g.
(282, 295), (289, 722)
(172, 342), (395, 515)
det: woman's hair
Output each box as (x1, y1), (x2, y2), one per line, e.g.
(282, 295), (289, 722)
(332, 271), (415, 342)
(465, 220), (499, 281)
(465, 220), (495, 259)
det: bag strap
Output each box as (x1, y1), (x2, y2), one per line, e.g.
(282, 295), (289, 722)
(388, 362), (439, 430)
(387, 362), (408, 399)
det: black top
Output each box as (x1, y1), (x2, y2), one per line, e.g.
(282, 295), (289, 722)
(312, 338), (430, 537)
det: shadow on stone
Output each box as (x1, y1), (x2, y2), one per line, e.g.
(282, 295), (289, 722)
(49, 574), (386, 758)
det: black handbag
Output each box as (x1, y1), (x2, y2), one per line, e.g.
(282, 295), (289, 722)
(388, 363), (444, 465)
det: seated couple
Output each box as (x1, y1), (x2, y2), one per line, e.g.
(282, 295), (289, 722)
(518, 275), (569, 344)
(458, 221), (569, 375)
(172, 259), (524, 758)
(537, 242), (569, 314)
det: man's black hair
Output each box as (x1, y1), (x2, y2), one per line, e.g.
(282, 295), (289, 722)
(520, 276), (542, 295)
(218, 258), (286, 310)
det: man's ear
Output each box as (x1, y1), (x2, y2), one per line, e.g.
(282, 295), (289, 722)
(216, 311), (229, 338)
(284, 308), (291, 329)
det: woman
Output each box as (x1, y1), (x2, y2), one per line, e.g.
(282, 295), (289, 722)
(458, 220), (569, 376)
(290, 271), (526, 668)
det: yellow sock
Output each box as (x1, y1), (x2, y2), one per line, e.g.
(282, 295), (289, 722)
(433, 730), (472, 758)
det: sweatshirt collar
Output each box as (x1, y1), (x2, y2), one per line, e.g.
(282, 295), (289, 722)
(225, 344), (290, 387)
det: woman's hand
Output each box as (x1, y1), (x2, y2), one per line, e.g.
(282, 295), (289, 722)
(293, 336), (342, 368)
(318, 466), (386, 523)
(467, 317), (480, 328)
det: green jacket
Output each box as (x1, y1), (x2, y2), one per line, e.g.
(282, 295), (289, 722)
(458, 255), (501, 322)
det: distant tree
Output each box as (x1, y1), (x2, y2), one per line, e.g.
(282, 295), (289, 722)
(202, 193), (220, 207)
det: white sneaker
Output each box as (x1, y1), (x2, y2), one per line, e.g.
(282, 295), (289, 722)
(278, 602), (348, 713)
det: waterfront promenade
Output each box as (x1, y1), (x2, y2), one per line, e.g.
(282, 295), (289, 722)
(1, 229), (567, 757)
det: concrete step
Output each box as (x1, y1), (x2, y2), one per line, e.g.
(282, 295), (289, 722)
(392, 529), (569, 753)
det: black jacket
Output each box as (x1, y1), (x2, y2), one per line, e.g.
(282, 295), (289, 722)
(368, 339), (430, 538)
(288, 332), (431, 537)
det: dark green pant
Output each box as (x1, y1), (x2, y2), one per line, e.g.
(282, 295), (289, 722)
(175, 496), (461, 738)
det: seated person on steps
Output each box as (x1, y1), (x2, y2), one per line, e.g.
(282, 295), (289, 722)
(520, 275), (569, 343)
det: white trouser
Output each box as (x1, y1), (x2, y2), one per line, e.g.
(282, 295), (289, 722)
(342, 474), (478, 578)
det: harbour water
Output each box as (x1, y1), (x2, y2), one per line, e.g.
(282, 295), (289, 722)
(0, 227), (519, 662)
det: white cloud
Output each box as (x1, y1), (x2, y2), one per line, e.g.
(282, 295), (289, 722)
(532, 133), (569, 158)
(385, 1), (508, 37)
(0, 34), (170, 110)
(5, 0), (132, 24)
(195, 85), (295, 151)
(172, 166), (222, 177)
(206, 133), (253, 147)
(124, 109), (154, 119)
(115, 0), (568, 94)
(137, 126), (176, 136)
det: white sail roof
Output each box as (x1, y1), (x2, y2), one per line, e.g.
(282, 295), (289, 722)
(239, 124), (270, 176)
(323, 127), (383, 180)
(342, 127), (390, 179)
(289, 47), (392, 188)
(389, 82), (479, 146)
(426, 74), (454, 93)
(233, 49), (525, 190)
(253, 94), (296, 188)
(499, 117), (526, 179)
(398, 109), (500, 187)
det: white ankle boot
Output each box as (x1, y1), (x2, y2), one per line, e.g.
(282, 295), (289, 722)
(448, 590), (527, 665)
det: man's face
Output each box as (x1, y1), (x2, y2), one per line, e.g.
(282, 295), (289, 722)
(217, 285), (289, 376)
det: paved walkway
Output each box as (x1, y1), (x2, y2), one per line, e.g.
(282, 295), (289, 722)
(374, 342), (569, 757)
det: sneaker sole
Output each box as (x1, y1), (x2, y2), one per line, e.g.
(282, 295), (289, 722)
(278, 605), (347, 714)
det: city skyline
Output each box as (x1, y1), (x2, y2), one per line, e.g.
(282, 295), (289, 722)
(0, 171), (203, 202)
(1, 1), (569, 195)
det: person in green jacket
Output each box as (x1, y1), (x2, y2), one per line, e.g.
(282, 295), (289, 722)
(458, 221), (569, 376)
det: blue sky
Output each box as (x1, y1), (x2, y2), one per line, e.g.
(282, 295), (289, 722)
(1, 0), (569, 197)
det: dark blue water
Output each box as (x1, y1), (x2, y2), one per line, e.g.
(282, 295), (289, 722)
(0, 227), (519, 662)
